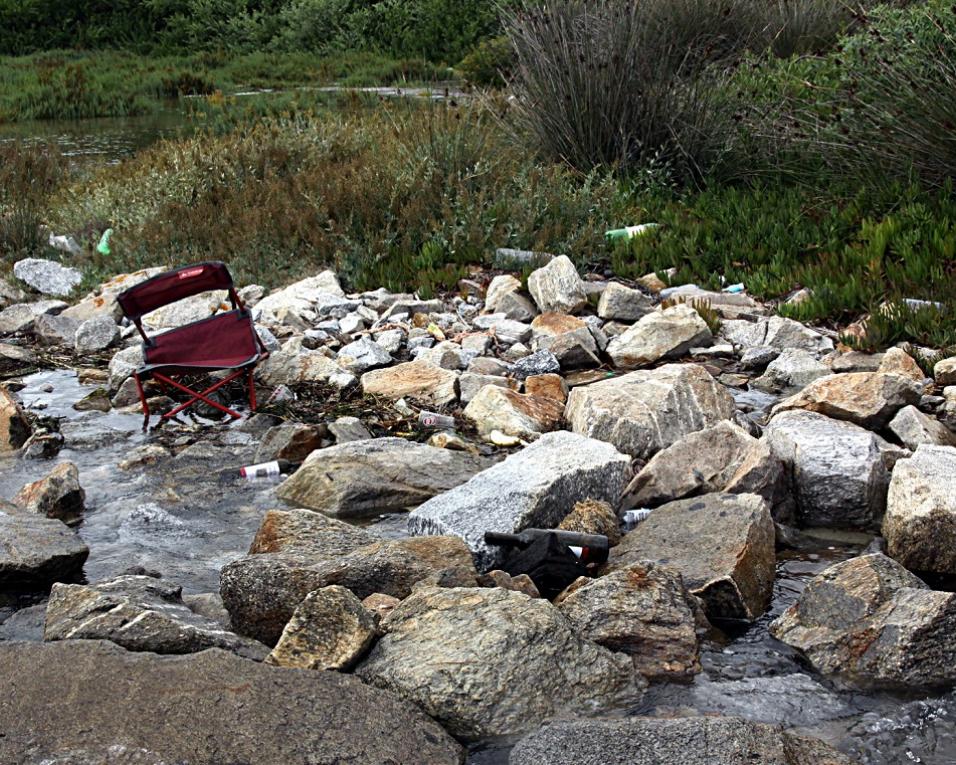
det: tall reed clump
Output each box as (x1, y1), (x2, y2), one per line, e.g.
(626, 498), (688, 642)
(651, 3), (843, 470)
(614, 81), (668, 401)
(0, 142), (63, 259)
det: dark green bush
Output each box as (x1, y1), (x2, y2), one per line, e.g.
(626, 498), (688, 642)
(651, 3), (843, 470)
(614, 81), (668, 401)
(457, 35), (512, 87)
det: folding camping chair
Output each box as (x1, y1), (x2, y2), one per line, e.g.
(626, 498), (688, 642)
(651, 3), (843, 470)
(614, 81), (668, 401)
(117, 261), (268, 423)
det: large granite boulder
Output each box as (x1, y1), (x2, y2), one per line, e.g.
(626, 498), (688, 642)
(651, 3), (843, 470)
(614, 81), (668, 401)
(0, 506), (88, 586)
(13, 461), (85, 523)
(463, 379), (565, 441)
(221, 535), (477, 645)
(883, 445), (956, 575)
(277, 437), (488, 518)
(253, 421), (326, 463)
(597, 282), (654, 321)
(0, 299), (67, 334)
(888, 405), (956, 449)
(765, 410), (904, 529)
(360, 360), (459, 406)
(356, 586), (646, 739)
(610, 493), (775, 621)
(720, 316), (834, 354)
(510, 716), (856, 765)
(248, 507), (375, 555)
(770, 553), (956, 689)
(622, 421), (786, 513)
(13, 258), (82, 297)
(256, 343), (344, 386)
(0, 640), (463, 764)
(606, 304), (712, 369)
(0, 385), (31, 453)
(771, 372), (922, 430)
(565, 363), (735, 459)
(527, 254), (588, 314)
(44, 575), (268, 660)
(267, 585), (378, 670)
(556, 562), (702, 681)
(74, 315), (119, 353)
(752, 348), (831, 393)
(408, 431), (630, 570)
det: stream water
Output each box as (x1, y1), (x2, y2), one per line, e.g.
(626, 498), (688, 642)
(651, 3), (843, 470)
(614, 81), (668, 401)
(1, 369), (955, 763)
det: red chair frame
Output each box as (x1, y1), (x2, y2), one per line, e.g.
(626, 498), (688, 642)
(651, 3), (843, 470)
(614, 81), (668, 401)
(117, 262), (268, 423)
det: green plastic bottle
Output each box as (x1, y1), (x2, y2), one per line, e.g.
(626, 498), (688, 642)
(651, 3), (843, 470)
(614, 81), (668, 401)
(605, 223), (659, 242)
(96, 228), (113, 256)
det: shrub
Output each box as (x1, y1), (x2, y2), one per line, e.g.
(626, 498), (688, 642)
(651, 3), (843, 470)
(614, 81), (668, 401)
(0, 142), (63, 258)
(457, 35), (513, 88)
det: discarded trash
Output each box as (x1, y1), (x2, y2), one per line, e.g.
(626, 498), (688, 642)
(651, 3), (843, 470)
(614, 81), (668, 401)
(48, 233), (82, 256)
(485, 529), (610, 566)
(605, 223), (659, 242)
(623, 508), (653, 531)
(903, 298), (946, 312)
(96, 228), (113, 256)
(723, 283), (745, 294)
(419, 410), (456, 430)
(238, 459), (301, 479)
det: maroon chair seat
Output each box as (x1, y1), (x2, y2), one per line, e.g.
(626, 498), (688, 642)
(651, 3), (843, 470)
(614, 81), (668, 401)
(117, 261), (268, 423)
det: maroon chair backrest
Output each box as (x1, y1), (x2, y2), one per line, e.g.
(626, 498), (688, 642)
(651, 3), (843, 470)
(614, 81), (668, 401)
(117, 262), (236, 322)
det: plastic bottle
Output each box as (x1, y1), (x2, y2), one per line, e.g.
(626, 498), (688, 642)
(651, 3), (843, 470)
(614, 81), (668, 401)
(96, 229), (113, 256)
(238, 459), (300, 479)
(623, 508), (653, 531)
(419, 410), (456, 430)
(605, 223), (659, 242)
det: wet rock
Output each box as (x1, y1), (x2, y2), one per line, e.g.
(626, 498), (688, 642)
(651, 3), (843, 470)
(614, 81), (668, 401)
(463, 382), (564, 441)
(0, 640), (463, 765)
(0, 505), (89, 586)
(107, 344), (143, 389)
(267, 585), (378, 670)
(752, 348), (831, 392)
(74, 315), (119, 352)
(770, 553), (956, 689)
(878, 347), (926, 383)
(356, 586), (645, 739)
(408, 431), (630, 570)
(477, 569), (541, 597)
(459, 372), (517, 403)
(509, 716), (856, 765)
(565, 363), (735, 459)
(935, 357), (956, 386)
(44, 575), (267, 660)
(59, 412), (135, 451)
(610, 493), (776, 621)
(888, 405), (956, 449)
(361, 359), (458, 406)
(13, 461), (85, 523)
(622, 421), (787, 513)
(721, 316), (835, 355)
(597, 282), (654, 321)
(62, 267), (164, 322)
(883, 445), (956, 575)
(0, 602), (46, 641)
(0, 385), (31, 453)
(73, 386), (111, 412)
(328, 415), (372, 443)
(558, 498), (621, 545)
(182, 592), (232, 629)
(336, 336), (393, 373)
(0, 299), (67, 334)
(248, 508), (375, 556)
(527, 254), (588, 314)
(772, 372), (922, 430)
(556, 562), (701, 681)
(13, 258), (82, 297)
(765, 410), (903, 529)
(33, 312), (80, 346)
(510, 348), (560, 378)
(606, 304), (712, 369)
(256, 344), (345, 386)
(221, 535), (477, 645)
(253, 421), (325, 463)
(277, 437), (487, 518)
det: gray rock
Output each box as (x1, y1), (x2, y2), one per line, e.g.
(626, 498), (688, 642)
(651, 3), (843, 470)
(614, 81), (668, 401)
(360, 360), (459, 406)
(44, 575), (268, 660)
(935, 356), (956, 386)
(253, 421), (325, 463)
(59, 412), (135, 451)
(622, 421), (787, 515)
(277, 437), (488, 518)
(267, 585), (378, 670)
(510, 349), (560, 378)
(248, 508), (375, 556)
(13, 258), (82, 297)
(33, 313), (80, 346)
(527, 255), (588, 314)
(328, 415), (372, 443)
(141, 290), (229, 331)
(597, 282), (654, 321)
(472, 313), (533, 345)
(0, 602), (46, 641)
(739, 345), (780, 370)
(0, 386), (31, 453)
(13, 461), (85, 523)
(408, 431), (630, 570)
(883, 445), (956, 575)
(74, 315), (119, 352)
(509, 716), (855, 765)
(828, 350), (885, 373)
(772, 372), (922, 430)
(459, 372), (517, 403)
(494, 247), (555, 268)
(0, 299), (68, 334)
(463, 379), (564, 441)
(256, 344), (343, 386)
(533, 326), (600, 368)
(62, 267), (163, 323)
(888, 405), (956, 449)
(416, 340), (467, 370)
(720, 316), (834, 354)
(485, 274), (537, 321)
(610, 493), (776, 621)
(373, 327), (404, 353)
(753, 348), (831, 392)
(765, 410), (904, 529)
(221, 535), (477, 645)
(356, 586), (646, 739)
(770, 553), (956, 689)
(565, 363), (735, 459)
(0, 506), (89, 586)
(336, 336), (393, 373)
(556, 562), (702, 681)
(107, 344), (143, 390)
(0, 640), (463, 765)
(606, 304), (712, 369)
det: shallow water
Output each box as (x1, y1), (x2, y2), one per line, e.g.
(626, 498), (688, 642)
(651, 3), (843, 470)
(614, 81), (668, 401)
(2, 370), (956, 764)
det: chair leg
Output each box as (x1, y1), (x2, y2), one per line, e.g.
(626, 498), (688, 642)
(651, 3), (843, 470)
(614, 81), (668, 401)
(154, 371), (244, 419)
(247, 368), (257, 412)
(133, 373), (151, 430)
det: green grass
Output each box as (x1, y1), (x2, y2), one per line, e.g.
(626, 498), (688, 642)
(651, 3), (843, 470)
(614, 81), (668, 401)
(0, 49), (453, 123)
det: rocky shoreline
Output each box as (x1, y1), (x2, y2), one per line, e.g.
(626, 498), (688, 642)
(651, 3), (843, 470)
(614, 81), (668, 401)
(1, 252), (955, 764)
